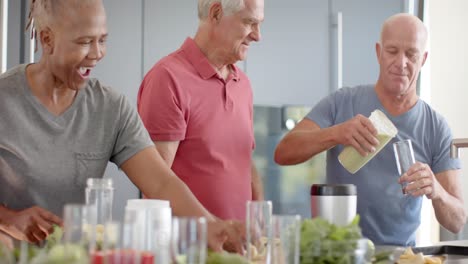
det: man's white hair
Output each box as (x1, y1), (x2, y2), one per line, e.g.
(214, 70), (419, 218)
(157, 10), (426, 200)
(198, 0), (245, 20)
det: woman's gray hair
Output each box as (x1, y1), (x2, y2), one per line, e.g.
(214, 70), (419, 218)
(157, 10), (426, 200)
(198, 0), (245, 20)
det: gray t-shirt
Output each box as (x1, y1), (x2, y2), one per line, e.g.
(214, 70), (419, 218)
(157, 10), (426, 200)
(0, 64), (154, 217)
(307, 85), (460, 246)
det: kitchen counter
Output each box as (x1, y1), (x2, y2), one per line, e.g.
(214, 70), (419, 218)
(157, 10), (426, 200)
(436, 240), (468, 247)
(376, 241), (468, 263)
(415, 240), (468, 264)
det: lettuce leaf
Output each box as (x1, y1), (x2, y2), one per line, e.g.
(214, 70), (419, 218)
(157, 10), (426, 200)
(206, 250), (251, 264)
(300, 215), (363, 264)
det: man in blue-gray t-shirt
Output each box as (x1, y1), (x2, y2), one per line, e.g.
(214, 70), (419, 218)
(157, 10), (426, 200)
(275, 13), (466, 246)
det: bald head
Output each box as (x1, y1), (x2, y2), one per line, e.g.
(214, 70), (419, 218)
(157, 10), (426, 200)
(375, 13), (429, 99)
(380, 13), (428, 51)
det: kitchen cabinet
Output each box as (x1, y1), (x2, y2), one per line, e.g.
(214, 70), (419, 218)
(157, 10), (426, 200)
(5, 0), (21, 69)
(142, 0), (198, 72)
(0, 0), (4, 71)
(331, 0), (405, 87)
(249, 0), (405, 106)
(246, 0), (330, 107)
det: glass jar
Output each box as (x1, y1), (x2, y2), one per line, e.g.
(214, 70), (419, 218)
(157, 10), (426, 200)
(85, 178), (114, 225)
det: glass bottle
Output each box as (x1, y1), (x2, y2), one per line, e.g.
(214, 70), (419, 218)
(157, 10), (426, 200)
(85, 178), (114, 225)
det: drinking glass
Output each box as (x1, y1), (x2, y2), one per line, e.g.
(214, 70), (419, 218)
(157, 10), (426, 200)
(110, 209), (154, 264)
(90, 221), (122, 264)
(0, 238), (14, 264)
(246, 201), (273, 264)
(85, 178), (114, 225)
(270, 215), (301, 264)
(123, 199), (170, 264)
(101, 221), (120, 251)
(63, 204), (97, 251)
(171, 217), (207, 264)
(393, 139), (416, 194)
(120, 207), (145, 264)
(148, 206), (171, 264)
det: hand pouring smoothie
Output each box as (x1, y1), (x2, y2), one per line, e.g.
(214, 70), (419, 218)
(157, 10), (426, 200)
(338, 109), (398, 174)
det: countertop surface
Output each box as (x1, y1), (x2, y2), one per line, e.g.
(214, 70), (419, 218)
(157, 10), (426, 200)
(421, 241), (468, 263)
(376, 240), (468, 263)
(436, 240), (468, 247)
(398, 240), (468, 264)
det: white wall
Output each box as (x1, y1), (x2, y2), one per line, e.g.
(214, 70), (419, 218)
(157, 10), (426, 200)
(428, 0), (468, 240)
(6, 0), (20, 69)
(0, 0), (4, 73)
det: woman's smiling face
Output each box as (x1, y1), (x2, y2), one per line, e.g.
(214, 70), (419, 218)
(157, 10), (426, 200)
(43, 0), (108, 90)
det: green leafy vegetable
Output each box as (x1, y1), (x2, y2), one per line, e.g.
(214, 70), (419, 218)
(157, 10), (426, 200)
(46, 244), (89, 264)
(371, 250), (393, 264)
(0, 242), (14, 264)
(300, 215), (364, 264)
(206, 250), (251, 264)
(13, 225), (63, 263)
(46, 224), (64, 249)
(13, 244), (40, 262)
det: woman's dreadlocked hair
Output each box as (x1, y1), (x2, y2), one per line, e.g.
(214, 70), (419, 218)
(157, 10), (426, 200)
(26, 0), (65, 51)
(26, 0), (98, 39)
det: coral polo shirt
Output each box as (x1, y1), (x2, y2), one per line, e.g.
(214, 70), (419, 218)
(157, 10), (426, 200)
(137, 38), (255, 220)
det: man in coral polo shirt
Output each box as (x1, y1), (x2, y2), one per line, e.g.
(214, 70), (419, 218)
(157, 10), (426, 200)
(137, 0), (265, 221)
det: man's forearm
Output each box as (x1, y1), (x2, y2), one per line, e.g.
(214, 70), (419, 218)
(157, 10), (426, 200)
(121, 147), (216, 221)
(0, 205), (12, 233)
(433, 192), (466, 233)
(251, 164), (264, 200)
(158, 177), (215, 220)
(274, 125), (339, 165)
(0, 230), (13, 250)
(0, 206), (17, 241)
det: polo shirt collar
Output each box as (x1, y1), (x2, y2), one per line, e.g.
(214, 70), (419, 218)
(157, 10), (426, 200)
(181, 37), (240, 81)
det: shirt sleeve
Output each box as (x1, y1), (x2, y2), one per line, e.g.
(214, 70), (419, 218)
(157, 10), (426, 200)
(110, 95), (154, 167)
(431, 115), (461, 174)
(137, 64), (187, 142)
(306, 90), (339, 128)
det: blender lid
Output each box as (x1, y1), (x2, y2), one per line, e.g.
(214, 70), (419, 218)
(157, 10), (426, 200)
(310, 184), (357, 196)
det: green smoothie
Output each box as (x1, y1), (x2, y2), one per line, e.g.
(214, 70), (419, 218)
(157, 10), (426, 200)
(338, 134), (393, 174)
(338, 109), (397, 174)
